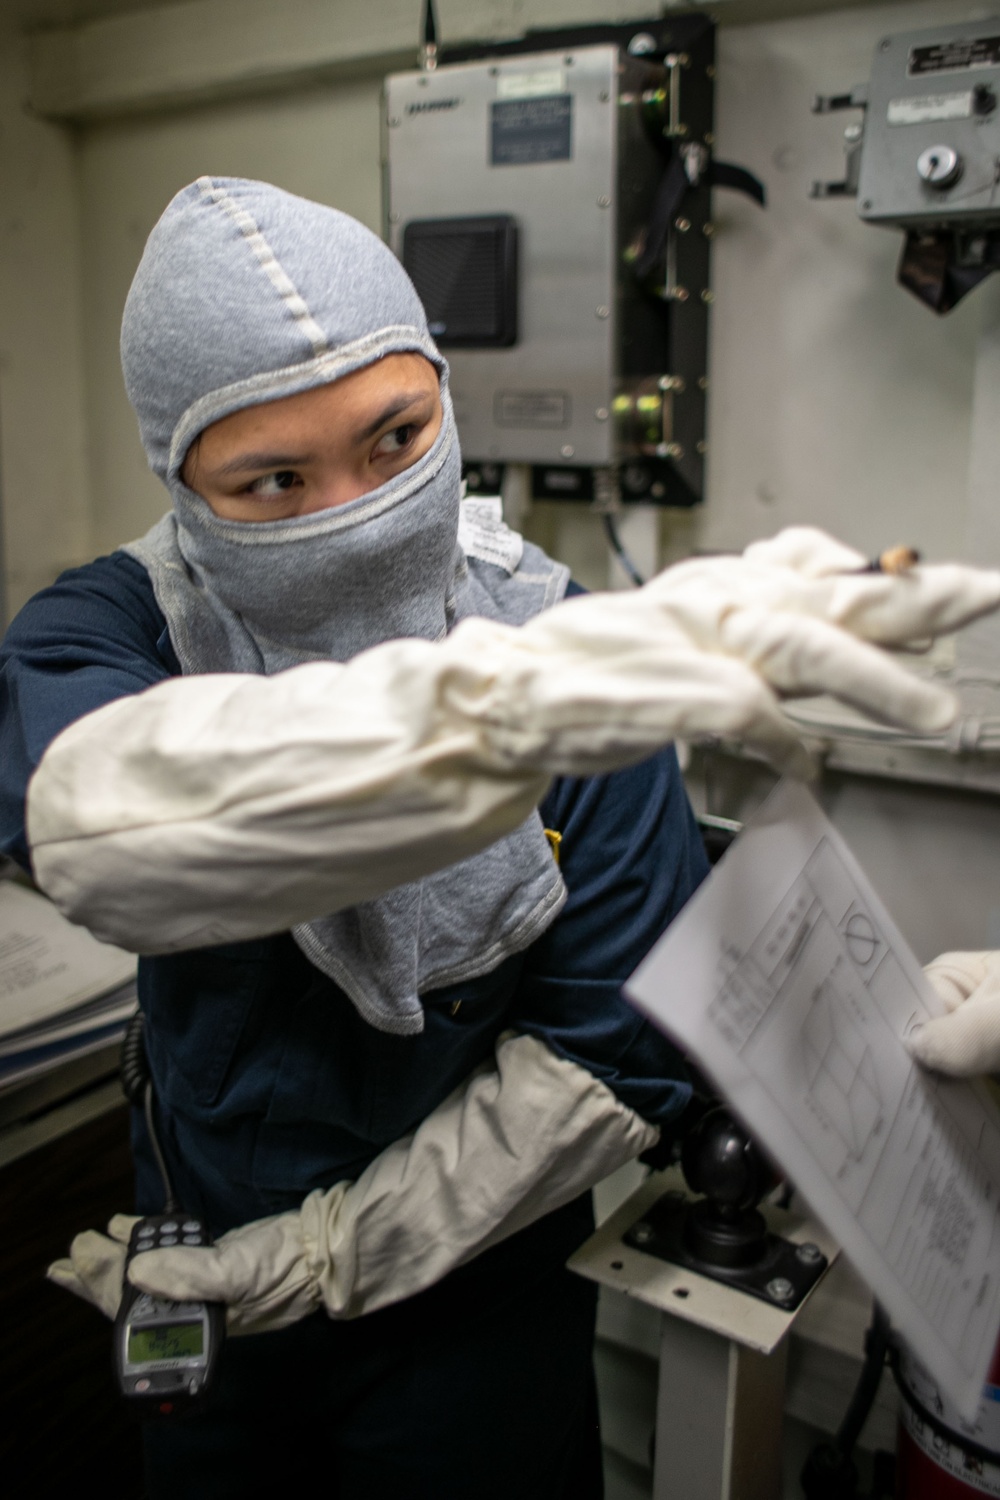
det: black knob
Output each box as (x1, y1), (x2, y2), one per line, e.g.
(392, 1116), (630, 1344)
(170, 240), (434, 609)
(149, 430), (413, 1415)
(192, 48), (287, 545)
(680, 1107), (778, 1213)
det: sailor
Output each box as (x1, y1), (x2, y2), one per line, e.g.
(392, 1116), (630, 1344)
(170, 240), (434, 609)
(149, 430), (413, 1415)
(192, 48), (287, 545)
(4, 178), (997, 1498)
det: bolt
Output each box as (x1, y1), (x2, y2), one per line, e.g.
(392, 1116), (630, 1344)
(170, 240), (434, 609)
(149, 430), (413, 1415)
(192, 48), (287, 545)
(632, 1221), (655, 1245)
(796, 1242), (824, 1266)
(706, 63), (716, 79)
(560, 444), (575, 458)
(659, 374), (685, 392)
(698, 375), (709, 390)
(651, 481), (666, 498)
(696, 440), (707, 454)
(702, 221), (715, 237)
(595, 407), (609, 420)
(705, 131), (715, 146)
(701, 288), (715, 304)
(597, 194), (611, 207)
(628, 31), (658, 56)
(388, 211), (400, 224)
(766, 1277), (795, 1303)
(668, 286), (689, 302)
(596, 305), (610, 319)
(675, 217), (691, 232)
(658, 442), (683, 459)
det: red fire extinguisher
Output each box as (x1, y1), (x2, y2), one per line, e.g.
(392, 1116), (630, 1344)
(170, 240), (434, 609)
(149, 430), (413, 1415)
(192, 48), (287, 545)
(895, 1334), (1000, 1498)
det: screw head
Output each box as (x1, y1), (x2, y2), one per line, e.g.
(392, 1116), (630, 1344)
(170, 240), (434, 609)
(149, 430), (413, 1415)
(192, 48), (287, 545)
(766, 1277), (795, 1303)
(698, 375), (709, 390)
(389, 117), (401, 127)
(701, 288), (715, 304)
(596, 305), (610, 319)
(796, 1242), (823, 1265)
(704, 131), (715, 146)
(597, 194), (611, 207)
(702, 221), (716, 237)
(675, 217), (691, 233)
(595, 407), (609, 420)
(696, 440), (707, 454)
(669, 286), (689, 302)
(388, 211), (400, 224)
(632, 1221), (655, 1245)
(599, 90), (610, 102)
(560, 444), (575, 458)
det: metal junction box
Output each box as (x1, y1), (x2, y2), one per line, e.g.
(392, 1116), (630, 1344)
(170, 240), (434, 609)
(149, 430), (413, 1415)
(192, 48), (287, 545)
(858, 18), (1000, 230)
(384, 22), (715, 506)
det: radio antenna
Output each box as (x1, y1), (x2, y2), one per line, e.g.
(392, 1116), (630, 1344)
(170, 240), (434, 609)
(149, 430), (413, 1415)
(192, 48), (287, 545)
(419, 0), (438, 71)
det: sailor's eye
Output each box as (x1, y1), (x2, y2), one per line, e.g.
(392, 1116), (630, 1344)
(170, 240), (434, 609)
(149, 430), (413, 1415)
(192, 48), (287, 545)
(375, 425), (416, 456)
(249, 470), (300, 495)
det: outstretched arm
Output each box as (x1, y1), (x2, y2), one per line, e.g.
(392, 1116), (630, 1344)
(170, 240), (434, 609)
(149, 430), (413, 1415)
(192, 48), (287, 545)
(22, 528), (1000, 952)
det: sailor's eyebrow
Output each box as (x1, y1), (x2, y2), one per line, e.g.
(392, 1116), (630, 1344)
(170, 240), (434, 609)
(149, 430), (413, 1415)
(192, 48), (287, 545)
(214, 451), (309, 477)
(353, 390), (436, 443)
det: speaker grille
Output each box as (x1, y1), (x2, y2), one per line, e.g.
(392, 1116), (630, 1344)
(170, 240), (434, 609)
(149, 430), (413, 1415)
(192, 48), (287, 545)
(403, 216), (518, 348)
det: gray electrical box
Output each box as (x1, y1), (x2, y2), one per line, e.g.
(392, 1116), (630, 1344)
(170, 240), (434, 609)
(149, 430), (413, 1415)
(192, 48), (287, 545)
(813, 17), (1000, 311)
(858, 20), (1000, 229)
(384, 20), (716, 506)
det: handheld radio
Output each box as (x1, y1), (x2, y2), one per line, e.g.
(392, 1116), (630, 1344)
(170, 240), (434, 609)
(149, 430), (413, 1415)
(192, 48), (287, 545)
(114, 1013), (225, 1416)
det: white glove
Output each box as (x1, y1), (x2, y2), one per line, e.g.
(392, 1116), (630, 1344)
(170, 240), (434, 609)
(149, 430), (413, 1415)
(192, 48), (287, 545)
(47, 1213), (138, 1318)
(28, 526), (1000, 952)
(48, 1033), (657, 1333)
(909, 951), (1000, 1076)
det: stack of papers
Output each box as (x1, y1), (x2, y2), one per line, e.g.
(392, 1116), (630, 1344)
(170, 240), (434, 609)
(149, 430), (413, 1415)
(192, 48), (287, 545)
(0, 880), (136, 1091)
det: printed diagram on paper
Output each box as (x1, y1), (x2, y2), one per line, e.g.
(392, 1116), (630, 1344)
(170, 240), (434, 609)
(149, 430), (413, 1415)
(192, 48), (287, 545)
(710, 846), (904, 1211)
(627, 779), (1000, 1420)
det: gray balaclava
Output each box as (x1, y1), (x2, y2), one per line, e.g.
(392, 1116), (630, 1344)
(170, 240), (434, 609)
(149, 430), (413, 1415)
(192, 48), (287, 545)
(120, 175), (569, 1034)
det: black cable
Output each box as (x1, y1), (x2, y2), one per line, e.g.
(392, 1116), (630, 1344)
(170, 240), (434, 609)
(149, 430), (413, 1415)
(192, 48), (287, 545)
(121, 1010), (178, 1213)
(120, 1008), (150, 1107)
(800, 1303), (891, 1498)
(144, 1081), (179, 1215)
(602, 513), (646, 587)
(838, 1304), (891, 1454)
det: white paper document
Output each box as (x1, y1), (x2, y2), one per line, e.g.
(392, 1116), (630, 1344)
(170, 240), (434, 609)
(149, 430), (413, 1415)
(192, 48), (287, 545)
(0, 880), (136, 1038)
(627, 778), (1000, 1421)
